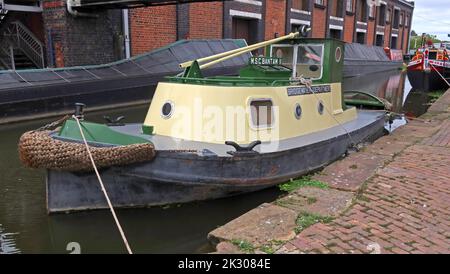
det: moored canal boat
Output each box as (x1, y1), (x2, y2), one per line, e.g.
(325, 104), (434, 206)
(407, 40), (450, 91)
(19, 32), (386, 213)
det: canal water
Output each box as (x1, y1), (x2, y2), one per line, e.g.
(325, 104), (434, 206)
(0, 70), (434, 254)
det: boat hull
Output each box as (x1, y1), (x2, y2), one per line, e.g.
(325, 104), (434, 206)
(46, 113), (386, 213)
(407, 69), (448, 91)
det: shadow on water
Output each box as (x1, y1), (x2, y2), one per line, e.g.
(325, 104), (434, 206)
(0, 69), (441, 253)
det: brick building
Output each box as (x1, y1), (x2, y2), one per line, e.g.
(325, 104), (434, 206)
(0, 0), (414, 68)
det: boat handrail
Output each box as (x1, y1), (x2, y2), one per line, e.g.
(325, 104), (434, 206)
(343, 90), (385, 104)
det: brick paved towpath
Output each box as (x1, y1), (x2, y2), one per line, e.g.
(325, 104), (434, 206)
(208, 89), (450, 254)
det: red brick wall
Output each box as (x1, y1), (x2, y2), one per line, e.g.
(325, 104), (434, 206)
(264, 0), (286, 40)
(312, 0), (327, 38)
(384, 25), (391, 48)
(189, 2), (223, 39)
(343, 0), (355, 43)
(367, 19), (375, 45)
(403, 28), (409, 54)
(129, 6), (177, 55)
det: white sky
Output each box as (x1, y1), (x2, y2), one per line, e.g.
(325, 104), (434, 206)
(410, 0), (450, 40)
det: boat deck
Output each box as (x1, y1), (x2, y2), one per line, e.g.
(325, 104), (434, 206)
(110, 109), (385, 157)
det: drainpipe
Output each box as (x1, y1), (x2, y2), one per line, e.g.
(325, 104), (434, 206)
(67, 0), (99, 18)
(122, 9), (131, 59)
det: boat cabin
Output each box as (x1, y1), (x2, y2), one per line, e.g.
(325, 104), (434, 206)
(142, 36), (355, 145)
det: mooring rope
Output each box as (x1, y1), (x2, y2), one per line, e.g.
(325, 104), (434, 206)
(72, 115), (133, 254)
(429, 63), (450, 87)
(298, 76), (358, 149)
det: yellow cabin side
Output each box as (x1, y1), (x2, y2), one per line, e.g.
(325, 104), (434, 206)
(143, 82), (357, 144)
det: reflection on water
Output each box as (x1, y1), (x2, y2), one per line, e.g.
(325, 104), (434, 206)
(0, 69), (436, 253)
(344, 69), (433, 118)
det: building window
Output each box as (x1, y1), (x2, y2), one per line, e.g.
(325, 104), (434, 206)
(386, 8), (391, 24)
(393, 9), (400, 29)
(376, 34), (383, 46)
(346, 0), (353, 13)
(369, 4), (375, 19)
(292, 0), (310, 11)
(329, 29), (342, 40)
(400, 13), (404, 26)
(356, 32), (365, 44)
(250, 99), (274, 128)
(232, 17), (258, 45)
(331, 0), (344, 18)
(357, 0), (367, 22)
(405, 15), (409, 27)
(391, 36), (398, 49)
(314, 0), (324, 6)
(378, 4), (386, 26)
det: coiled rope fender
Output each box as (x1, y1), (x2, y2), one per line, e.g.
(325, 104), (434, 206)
(18, 117), (155, 172)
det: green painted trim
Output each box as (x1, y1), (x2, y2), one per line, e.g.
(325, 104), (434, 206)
(58, 119), (150, 146)
(182, 60), (203, 78)
(344, 99), (385, 108)
(142, 125), (154, 135)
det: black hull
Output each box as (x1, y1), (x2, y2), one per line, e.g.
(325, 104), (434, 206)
(46, 115), (386, 213)
(407, 69), (448, 91)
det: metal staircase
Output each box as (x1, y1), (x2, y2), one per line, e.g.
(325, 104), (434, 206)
(0, 7), (8, 23)
(0, 21), (44, 69)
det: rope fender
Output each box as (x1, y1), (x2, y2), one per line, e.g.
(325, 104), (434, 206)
(18, 130), (156, 172)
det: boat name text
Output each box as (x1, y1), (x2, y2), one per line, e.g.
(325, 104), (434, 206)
(287, 85), (331, 96)
(249, 57), (282, 66)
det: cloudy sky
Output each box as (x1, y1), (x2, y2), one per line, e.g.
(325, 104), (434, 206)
(410, 0), (450, 40)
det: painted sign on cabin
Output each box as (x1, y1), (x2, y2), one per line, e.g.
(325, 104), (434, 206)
(249, 57), (282, 66)
(287, 85), (331, 96)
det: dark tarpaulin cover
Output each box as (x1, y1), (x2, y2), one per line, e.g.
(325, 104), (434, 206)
(0, 39), (249, 90)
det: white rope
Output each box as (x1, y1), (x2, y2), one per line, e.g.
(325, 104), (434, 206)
(72, 115), (133, 254)
(297, 77), (358, 148)
(429, 63), (450, 87)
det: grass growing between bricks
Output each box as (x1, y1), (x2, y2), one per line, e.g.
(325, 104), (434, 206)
(295, 212), (333, 233)
(428, 90), (446, 103)
(278, 176), (329, 193)
(231, 239), (255, 253)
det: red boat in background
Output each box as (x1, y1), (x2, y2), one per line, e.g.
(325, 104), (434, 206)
(407, 39), (450, 91)
(384, 47), (404, 62)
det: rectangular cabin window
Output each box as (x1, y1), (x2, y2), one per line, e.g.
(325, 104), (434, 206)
(296, 44), (324, 79)
(250, 99), (274, 128)
(271, 45), (295, 69)
(271, 44), (324, 80)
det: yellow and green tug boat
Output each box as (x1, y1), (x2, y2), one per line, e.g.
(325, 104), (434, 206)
(19, 32), (386, 213)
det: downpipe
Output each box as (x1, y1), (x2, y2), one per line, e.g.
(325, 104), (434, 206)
(67, 0), (99, 18)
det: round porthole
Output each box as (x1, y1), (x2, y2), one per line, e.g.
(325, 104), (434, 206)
(161, 101), (174, 118)
(335, 47), (342, 63)
(294, 103), (302, 119)
(317, 101), (324, 115)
